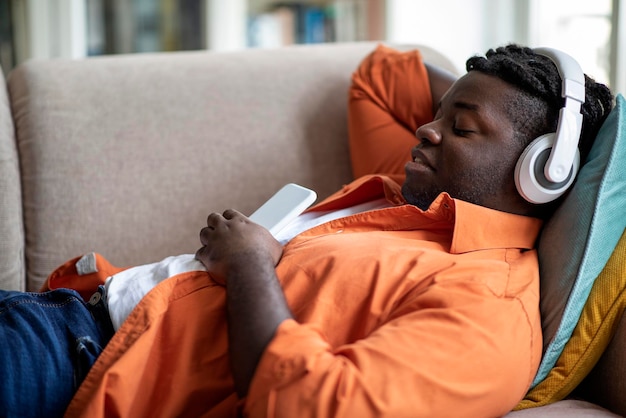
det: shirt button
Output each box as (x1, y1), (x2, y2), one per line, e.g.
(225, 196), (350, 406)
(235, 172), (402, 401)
(274, 360), (292, 380)
(89, 291), (101, 305)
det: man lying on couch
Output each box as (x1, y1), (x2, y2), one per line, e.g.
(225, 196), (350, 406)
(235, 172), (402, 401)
(0, 44), (613, 418)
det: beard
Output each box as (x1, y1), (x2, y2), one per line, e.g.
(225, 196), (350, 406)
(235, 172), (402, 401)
(401, 182), (442, 211)
(401, 166), (508, 212)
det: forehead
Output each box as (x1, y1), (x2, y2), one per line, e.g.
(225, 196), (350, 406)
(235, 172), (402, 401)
(441, 72), (518, 116)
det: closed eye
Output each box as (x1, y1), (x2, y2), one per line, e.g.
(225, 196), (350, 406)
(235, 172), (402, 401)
(453, 126), (474, 137)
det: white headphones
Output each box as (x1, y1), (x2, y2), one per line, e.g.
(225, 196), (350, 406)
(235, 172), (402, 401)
(514, 47), (586, 204)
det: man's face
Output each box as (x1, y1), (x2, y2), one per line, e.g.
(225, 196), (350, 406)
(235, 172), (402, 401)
(402, 71), (530, 214)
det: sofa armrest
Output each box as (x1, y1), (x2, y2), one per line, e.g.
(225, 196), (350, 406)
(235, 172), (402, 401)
(0, 65), (24, 291)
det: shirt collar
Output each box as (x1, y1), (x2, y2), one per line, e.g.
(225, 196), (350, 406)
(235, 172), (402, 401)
(312, 175), (542, 253)
(426, 193), (542, 253)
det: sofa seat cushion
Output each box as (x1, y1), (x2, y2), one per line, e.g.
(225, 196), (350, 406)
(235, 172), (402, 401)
(506, 399), (621, 417)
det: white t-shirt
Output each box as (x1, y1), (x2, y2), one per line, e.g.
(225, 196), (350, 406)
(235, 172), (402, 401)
(105, 198), (392, 330)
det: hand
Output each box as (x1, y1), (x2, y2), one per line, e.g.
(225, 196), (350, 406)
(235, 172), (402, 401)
(196, 209), (291, 397)
(195, 209), (283, 285)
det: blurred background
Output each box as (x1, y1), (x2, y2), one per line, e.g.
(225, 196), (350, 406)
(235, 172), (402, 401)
(0, 0), (623, 94)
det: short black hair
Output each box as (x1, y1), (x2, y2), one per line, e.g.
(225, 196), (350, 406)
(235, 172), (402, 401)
(466, 44), (614, 164)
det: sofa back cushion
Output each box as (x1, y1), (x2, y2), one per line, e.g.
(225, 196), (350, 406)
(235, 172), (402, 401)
(0, 67), (24, 291)
(7, 43), (456, 291)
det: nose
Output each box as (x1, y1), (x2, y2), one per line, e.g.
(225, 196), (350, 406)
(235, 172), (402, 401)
(415, 121), (442, 145)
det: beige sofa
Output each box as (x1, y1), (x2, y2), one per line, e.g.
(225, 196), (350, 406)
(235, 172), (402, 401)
(0, 42), (623, 417)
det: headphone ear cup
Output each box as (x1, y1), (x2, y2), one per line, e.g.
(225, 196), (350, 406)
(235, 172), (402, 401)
(514, 134), (580, 204)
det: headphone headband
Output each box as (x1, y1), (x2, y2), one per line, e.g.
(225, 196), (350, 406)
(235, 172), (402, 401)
(534, 47), (585, 103)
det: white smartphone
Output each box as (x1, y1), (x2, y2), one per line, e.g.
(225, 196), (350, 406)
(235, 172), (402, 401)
(249, 183), (317, 236)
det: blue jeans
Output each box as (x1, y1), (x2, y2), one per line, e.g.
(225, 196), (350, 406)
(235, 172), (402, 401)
(0, 287), (114, 418)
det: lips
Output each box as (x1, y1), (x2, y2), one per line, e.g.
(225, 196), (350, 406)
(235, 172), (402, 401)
(409, 148), (435, 171)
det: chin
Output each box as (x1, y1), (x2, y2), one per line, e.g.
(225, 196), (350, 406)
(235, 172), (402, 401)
(400, 184), (437, 211)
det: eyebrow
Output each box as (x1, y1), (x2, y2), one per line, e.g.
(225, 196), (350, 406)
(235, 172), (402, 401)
(453, 101), (480, 112)
(436, 100), (481, 113)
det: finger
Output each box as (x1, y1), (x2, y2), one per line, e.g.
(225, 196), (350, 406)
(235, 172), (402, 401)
(194, 246), (205, 261)
(206, 212), (223, 228)
(222, 209), (244, 220)
(200, 225), (216, 245)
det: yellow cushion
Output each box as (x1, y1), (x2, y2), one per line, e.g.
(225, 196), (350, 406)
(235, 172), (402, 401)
(516, 229), (626, 409)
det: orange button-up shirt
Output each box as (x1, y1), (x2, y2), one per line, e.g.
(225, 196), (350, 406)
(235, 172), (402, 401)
(54, 175), (542, 418)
